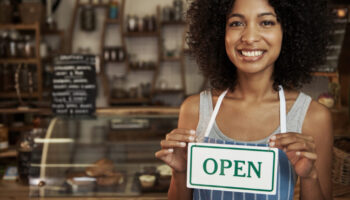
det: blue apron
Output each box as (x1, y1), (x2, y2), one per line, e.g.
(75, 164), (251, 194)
(193, 86), (295, 200)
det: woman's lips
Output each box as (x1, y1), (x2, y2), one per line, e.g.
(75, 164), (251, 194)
(237, 50), (266, 62)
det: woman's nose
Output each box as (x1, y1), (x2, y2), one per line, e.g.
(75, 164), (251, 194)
(241, 24), (260, 43)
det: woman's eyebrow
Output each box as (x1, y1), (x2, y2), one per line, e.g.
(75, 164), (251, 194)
(257, 12), (277, 18)
(227, 12), (277, 19)
(227, 13), (244, 19)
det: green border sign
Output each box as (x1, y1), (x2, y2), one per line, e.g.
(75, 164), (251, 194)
(187, 143), (277, 193)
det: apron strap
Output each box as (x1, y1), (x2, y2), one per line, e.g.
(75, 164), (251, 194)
(204, 89), (228, 138)
(203, 85), (287, 138)
(278, 85), (287, 133)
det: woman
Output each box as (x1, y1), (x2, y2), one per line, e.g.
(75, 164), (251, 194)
(155, 0), (333, 199)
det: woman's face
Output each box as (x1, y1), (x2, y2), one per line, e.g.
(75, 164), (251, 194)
(225, 0), (282, 75)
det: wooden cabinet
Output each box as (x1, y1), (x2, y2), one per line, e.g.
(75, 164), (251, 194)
(67, 1), (192, 106)
(0, 23), (42, 101)
(154, 20), (187, 97)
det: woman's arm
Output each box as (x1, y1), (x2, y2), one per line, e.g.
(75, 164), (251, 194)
(156, 95), (200, 200)
(300, 101), (333, 200)
(270, 100), (333, 200)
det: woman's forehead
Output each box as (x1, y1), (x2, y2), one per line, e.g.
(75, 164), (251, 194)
(229, 0), (276, 15)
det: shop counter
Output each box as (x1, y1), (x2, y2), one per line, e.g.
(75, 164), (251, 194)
(24, 113), (178, 199)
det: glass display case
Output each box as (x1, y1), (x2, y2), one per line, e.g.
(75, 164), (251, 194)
(28, 113), (178, 198)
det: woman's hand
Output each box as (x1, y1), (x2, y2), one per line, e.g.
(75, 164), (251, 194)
(269, 133), (318, 179)
(155, 129), (196, 173)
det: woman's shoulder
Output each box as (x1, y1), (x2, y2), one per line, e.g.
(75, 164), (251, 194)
(302, 98), (332, 137)
(180, 93), (201, 116)
(178, 93), (201, 129)
(306, 99), (332, 124)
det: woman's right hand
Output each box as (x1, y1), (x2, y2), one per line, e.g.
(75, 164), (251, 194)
(155, 128), (196, 173)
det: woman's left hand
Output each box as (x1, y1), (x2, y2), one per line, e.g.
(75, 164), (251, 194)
(269, 133), (318, 179)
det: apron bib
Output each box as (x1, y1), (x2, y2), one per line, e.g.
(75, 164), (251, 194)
(193, 86), (295, 200)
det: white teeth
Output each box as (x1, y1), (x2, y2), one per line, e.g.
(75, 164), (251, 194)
(241, 50), (264, 57)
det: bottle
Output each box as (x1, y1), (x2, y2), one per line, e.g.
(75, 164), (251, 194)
(138, 16), (144, 32)
(0, 124), (9, 152)
(173, 0), (183, 21)
(0, 31), (9, 58)
(40, 39), (48, 58)
(109, 0), (119, 19)
(128, 15), (137, 32)
(3, 64), (10, 92)
(24, 35), (34, 58)
(9, 30), (19, 58)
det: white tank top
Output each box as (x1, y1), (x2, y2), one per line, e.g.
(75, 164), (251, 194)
(196, 89), (312, 144)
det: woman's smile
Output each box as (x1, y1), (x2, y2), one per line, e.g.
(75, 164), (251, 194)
(237, 49), (266, 62)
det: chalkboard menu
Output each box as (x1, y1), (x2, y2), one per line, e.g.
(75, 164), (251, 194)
(51, 55), (97, 115)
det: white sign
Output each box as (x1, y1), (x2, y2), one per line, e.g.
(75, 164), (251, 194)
(187, 142), (279, 195)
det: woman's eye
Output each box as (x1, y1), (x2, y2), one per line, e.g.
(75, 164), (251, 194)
(261, 21), (275, 26)
(229, 21), (244, 27)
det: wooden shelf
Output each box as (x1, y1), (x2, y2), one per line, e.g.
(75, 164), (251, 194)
(154, 89), (184, 94)
(105, 18), (121, 24)
(0, 148), (17, 158)
(161, 21), (186, 25)
(109, 98), (151, 104)
(104, 60), (126, 64)
(0, 107), (51, 114)
(42, 29), (64, 35)
(9, 125), (34, 132)
(124, 31), (159, 37)
(78, 3), (108, 8)
(312, 71), (338, 78)
(96, 107), (179, 115)
(129, 67), (156, 71)
(0, 58), (40, 64)
(161, 57), (181, 62)
(0, 92), (39, 98)
(0, 23), (38, 30)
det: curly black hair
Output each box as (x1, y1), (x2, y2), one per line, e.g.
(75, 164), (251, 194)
(186, 0), (329, 91)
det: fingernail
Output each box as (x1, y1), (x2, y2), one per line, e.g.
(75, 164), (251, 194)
(269, 142), (275, 147)
(296, 151), (301, 156)
(189, 130), (196, 135)
(188, 136), (194, 141)
(179, 142), (186, 147)
(270, 136), (276, 140)
(168, 148), (174, 153)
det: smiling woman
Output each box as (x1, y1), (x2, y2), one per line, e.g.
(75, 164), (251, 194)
(155, 0), (332, 200)
(224, 0), (283, 75)
(186, 0), (329, 91)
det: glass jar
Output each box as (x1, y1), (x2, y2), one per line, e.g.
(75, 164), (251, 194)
(127, 15), (137, 32)
(80, 5), (96, 32)
(17, 35), (25, 58)
(24, 35), (35, 58)
(112, 75), (127, 98)
(17, 128), (45, 185)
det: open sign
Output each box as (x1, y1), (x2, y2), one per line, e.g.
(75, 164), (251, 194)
(187, 142), (279, 195)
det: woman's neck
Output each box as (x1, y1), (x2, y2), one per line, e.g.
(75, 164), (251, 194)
(231, 72), (276, 102)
